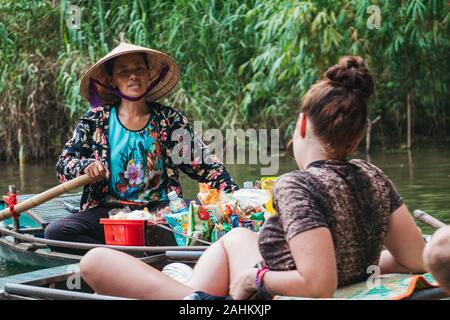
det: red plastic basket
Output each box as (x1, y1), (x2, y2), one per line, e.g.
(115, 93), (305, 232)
(100, 218), (146, 246)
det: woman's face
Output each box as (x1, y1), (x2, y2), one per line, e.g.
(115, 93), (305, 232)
(111, 53), (151, 98)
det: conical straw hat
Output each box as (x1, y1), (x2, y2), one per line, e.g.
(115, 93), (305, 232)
(80, 42), (180, 105)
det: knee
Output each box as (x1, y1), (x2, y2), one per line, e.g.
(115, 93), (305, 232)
(80, 248), (112, 283)
(44, 222), (64, 241)
(225, 227), (254, 239)
(423, 227), (450, 293)
(220, 227), (255, 248)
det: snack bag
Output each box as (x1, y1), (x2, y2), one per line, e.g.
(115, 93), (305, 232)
(260, 177), (278, 216)
(186, 201), (214, 246)
(150, 206), (169, 224)
(108, 206), (131, 219)
(198, 184), (236, 206)
(201, 202), (236, 225)
(197, 183), (213, 204)
(250, 211), (265, 231)
(233, 189), (270, 217)
(126, 210), (153, 220)
(164, 208), (189, 246)
(210, 223), (231, 243)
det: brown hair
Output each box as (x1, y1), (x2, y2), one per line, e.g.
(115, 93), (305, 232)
(300, 56), (374, 158)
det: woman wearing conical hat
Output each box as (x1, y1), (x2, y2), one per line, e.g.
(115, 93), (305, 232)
(44, 43), (238, 248)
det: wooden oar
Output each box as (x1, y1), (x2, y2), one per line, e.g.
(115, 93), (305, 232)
(413, 209), (447, 230)
(0, 174), (91, 222)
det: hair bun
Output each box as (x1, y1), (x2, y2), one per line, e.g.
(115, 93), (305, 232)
(324, 56), (374, 99)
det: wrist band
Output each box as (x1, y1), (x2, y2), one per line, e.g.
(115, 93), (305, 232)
(256, 268), (269, 287)
(255, 266), (272, 300)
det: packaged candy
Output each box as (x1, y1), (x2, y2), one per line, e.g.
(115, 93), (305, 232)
(211, 223), (232, 243)
(200, 202), (236, 225)
(261, 177), (278, 216)
(151, 206), (170, 224)
(186, 201), (214, 246)
(230, 214), (240, 228)
(198, 188), (221, 205)
(198, 184), (236, 206)
(243, 220), (254, 230)
(197, 183), (212, 204)
(233, 189), (270, 216)
(250, 211), (265, 221)
(251, 219), (264, 232)
(108, 206), (131, 219)
(164, 208), (189, 246)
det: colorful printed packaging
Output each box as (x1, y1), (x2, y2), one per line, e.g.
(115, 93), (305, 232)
(163, 209), (189, 246)
(186, 201), (214, 246)
(211, 223), (231, 243)
(261, 177), (278, 216)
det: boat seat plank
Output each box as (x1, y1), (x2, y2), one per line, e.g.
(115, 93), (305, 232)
(16, 193), (81, 226)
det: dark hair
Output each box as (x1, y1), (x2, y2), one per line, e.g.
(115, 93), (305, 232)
(300, 56), (374, 158)
(104, 52), (150, 77)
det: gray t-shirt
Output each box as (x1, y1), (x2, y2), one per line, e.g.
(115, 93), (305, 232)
(258, 159), (403, 287)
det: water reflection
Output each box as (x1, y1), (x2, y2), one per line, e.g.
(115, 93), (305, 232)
(408, 149), (414, 183)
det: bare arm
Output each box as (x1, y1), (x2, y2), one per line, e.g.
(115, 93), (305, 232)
(263, 227), (338, 298)
(380, 204), (427, 274)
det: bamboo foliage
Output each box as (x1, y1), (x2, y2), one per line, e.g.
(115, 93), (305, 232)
(0, 0), (448, 161)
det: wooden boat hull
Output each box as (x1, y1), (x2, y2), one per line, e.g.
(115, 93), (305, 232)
(0, 194), (207, 271)
(0, 252), (196, 300)
(0, 237), (80, 269)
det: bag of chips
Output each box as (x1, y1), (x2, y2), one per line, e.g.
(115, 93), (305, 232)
(260, 177), (278, 215)
(211, 222), (232, 243)
(198, 184), (236, 206)
(186, 201), (214, 246)
(233, 189), (270, 217)
(164, 208), (189, 246)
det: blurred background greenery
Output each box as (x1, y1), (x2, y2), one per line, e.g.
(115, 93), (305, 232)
(0, 0), (449, 162)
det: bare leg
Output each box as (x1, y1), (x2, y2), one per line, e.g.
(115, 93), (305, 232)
(187, 238), (230, 296)
(81, 228), (262, 299)
(80, 248), (195, 299)
(189, 227), (262, 296)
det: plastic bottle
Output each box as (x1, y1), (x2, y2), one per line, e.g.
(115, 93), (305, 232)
(243, 181), (253, 189)
(168, 191), (188, 214)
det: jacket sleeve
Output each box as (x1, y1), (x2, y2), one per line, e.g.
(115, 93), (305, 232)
(56, 119), (96, 183)
(165, 109), (239, 192)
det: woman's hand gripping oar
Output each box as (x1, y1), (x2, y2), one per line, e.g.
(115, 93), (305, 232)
(0, 174), (91, 222)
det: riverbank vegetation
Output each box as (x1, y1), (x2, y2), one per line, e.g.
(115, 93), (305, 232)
(0, 0), (448, 162)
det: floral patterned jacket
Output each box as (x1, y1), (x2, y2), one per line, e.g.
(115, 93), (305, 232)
(56, 101), (238, 211)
